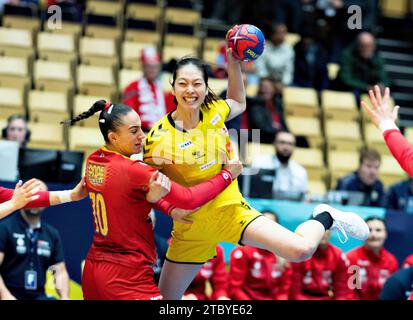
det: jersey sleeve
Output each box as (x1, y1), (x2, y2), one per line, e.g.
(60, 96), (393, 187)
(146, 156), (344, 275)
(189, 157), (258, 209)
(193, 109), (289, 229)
(143, 123), (170, 170)
(128, 161), (157, 191)
(0, 187), (50, 209)
(210, 99), (231, 122)
(383, 129), (413, 176)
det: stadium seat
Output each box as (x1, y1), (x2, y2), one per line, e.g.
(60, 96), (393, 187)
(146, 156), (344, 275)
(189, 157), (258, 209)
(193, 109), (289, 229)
(73, 94), (110, 127)
(77, 64), (117, 101)
(43, 20), (82, 42)
(245, 142), (274, 164)
(27, 122), (65, 150)
(285, 33), (300, 46)
(203, 37), (223, 65)
(28, 90), (69, 124)
(380, 0), (408, 18)
(0, 56), (30, 92)
(86, 0), (123, 24)
(122, 42), (156, 70)
(2, 6), (40, 40)
(292, 147), (327, 181)
(164, 7), (201, 36)
(0, 27), (34, 63)
(327, 63), (340, 81)
(0, 87), (25, 119)
(308, 180), (327, 196)
(161, 72), (172, 92)
(126, 3), (161, 27)
(119, 68), (142, 93)
(80, 37), (119, 72)
(162, 46), (198, 64)
(34, 60), (74, 97)
(69, 126), (104, 154)
(327, 150), (360, 189)
(405, 127), (413, 144)
(321, 90), (359, 121)
(283, 87), (320, 117)
(379, 154), (407, 187)
(364, 123), (392, 155)
(325, 120), (363, 151)
(285, 116), (323, 149)
(37, 32), (77, 65)
(124, 29), (160, 44)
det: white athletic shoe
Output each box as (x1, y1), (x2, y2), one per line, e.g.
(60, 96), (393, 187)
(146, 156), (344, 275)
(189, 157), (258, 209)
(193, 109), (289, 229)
(312, 203), (370, 243)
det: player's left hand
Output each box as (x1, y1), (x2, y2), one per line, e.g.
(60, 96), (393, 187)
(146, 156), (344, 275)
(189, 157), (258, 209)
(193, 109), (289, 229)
(71, 177), (88, 201)
(361, 85), (400, 128)
(170, 207), (197, 224)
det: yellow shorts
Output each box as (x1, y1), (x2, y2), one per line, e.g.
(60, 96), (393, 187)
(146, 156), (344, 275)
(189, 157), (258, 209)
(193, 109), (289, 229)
(166, 199), (262, 264)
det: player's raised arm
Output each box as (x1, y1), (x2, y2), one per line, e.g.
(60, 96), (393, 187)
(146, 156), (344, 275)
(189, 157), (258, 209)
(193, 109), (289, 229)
(362, 85), (413, 176)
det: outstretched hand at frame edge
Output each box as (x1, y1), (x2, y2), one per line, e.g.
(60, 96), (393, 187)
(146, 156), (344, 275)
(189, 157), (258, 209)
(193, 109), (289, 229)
(361, 85), (400, 129)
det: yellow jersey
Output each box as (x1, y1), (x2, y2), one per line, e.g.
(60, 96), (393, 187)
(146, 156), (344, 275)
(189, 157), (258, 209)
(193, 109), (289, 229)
(143, 99), (242, 207)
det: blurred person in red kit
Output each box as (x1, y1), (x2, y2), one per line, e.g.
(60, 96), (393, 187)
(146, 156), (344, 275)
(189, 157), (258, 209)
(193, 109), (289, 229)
(123, 47), (175, 132)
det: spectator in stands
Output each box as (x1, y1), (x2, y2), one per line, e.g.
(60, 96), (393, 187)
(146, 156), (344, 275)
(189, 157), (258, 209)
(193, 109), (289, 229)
(248, 77), (288, 144)
(403, 254), (413, 268)
(123, 47), (175, 132)
(293, 28), (329, 91)
(1, 114), (30, 147)
(228, 210), (292, 300)
(47, 1), (83, 22)
(385, 178), (413, 213)
(254, 23), (295, 86)
(0, 180), (70, 300)
(182, 244), (229, 300)
(335, 148), (386, 207)
(251, 130), (308, 195)
(290, 230), (349, 300)
(346, 217), (398, 300)
(333, 32), (390, 97)
(380, 266), (413, 300)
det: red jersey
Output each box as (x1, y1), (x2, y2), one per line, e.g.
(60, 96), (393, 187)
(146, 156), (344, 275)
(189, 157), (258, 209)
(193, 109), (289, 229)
(86, 147), (158, 270)
(228, 246), (292, 300)
(0, 187), (50, 209)
(185, 245), (228, 300)
(402, 254), (413, 268)
(123, 78), (175, 131)
(345, 245), (399, 300)
(290, 244), (349, 300)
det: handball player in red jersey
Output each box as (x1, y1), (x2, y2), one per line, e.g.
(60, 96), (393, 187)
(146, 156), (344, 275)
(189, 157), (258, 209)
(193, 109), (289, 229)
(362, 85), (413, 175)
(0, 178), (87, 220)
(62, 100), (242, 300)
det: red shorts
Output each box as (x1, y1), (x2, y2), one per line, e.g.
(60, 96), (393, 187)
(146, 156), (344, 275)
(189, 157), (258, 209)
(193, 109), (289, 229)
(82, 258), (163, 300)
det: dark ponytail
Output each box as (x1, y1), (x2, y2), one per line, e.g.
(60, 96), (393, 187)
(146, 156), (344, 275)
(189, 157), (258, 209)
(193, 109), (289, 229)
(61, 100), (134, 143)
(171, 56), (221, 110)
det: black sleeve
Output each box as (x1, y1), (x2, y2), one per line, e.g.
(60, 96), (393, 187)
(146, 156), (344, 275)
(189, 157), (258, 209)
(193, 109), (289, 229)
(50, 228), (65, 266)
(380, 277), (405, 300)
(0, 223), (8, 253)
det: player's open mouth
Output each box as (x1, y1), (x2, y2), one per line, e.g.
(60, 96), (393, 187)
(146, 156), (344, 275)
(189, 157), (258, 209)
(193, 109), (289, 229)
(183, 97), (197, 103)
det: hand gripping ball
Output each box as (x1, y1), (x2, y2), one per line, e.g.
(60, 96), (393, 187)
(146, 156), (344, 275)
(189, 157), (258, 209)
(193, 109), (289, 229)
(226, 24), (265, 61)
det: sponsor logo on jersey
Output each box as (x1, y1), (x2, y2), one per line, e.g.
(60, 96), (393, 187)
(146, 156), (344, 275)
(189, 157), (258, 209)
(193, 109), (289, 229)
(179, 141), (193, 149)
(210, 114), (221, 125)
(88, 163), (105, 186)
(200, 160), (216, 171)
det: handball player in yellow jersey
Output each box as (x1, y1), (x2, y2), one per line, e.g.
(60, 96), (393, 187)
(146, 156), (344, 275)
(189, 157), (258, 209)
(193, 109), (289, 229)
(144, 48), (370, 299)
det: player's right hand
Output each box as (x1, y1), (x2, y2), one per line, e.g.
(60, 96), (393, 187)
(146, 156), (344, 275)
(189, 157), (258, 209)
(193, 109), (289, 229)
(223, 158), (243, 180)
(146, 171), (171, 203)
(170, 208), (197, 225)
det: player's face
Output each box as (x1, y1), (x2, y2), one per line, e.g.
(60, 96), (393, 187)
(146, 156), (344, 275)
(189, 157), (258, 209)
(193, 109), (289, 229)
(172, 64), (207, 111)
(7, 118), (27, 145)
(110, 111), (146, 157)
(358, 159), (380, 186)
(365, 219), (387, 251)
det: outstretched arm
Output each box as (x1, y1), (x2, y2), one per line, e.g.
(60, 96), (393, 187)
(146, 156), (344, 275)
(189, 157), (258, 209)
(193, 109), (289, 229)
(361, 85), (413, 175)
